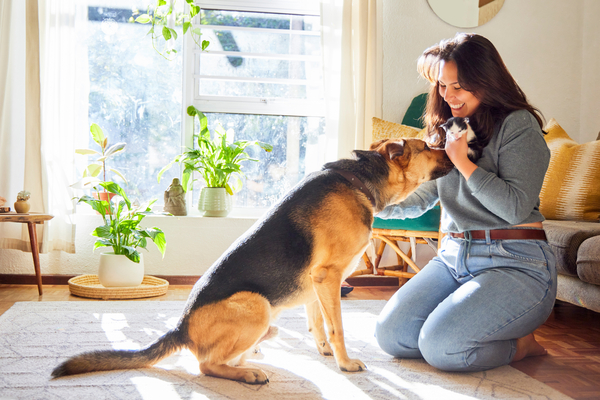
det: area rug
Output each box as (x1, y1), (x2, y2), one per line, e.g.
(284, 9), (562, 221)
(0, 300), (572, 400)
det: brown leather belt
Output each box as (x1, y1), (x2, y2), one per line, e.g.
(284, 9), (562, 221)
(449, 229), (547, 241)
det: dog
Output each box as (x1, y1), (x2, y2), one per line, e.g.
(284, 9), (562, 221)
(52, 138), (454, 384)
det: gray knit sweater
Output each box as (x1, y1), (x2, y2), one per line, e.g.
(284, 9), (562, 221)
(377, 110), (550, 233)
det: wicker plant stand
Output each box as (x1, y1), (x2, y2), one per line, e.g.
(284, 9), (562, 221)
(68, 274), (169, 300)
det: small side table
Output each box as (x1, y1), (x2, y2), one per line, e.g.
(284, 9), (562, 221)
(0, 212), (54, 295)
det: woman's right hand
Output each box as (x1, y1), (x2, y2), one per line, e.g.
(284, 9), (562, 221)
(445, 132), (477, 180)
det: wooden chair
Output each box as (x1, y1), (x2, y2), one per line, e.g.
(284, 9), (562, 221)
(353, 205), (444, 280)
(352, 92), (441, 281)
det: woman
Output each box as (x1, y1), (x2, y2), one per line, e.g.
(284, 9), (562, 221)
(374, 33), (556, 372)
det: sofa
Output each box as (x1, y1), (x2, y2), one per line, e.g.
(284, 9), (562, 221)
(540, 121), (600, 313)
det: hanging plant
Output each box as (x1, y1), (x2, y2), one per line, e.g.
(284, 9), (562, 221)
(133, 0), (209, 59)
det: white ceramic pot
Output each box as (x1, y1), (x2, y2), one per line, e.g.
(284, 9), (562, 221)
(198, 187), (233, 217)
(98, 252), (144, 287)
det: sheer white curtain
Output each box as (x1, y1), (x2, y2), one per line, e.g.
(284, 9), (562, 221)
(320, 0), (383, 160)
(0, 0), (87, 253)
(37, 0), (88, 253)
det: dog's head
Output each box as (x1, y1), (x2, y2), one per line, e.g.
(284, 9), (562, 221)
(367, 138), (454, 205)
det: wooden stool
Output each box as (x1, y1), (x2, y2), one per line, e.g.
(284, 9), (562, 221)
(0, 212), (54, 295)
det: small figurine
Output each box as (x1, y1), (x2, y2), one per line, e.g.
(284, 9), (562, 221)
(164, 178), (187, 216)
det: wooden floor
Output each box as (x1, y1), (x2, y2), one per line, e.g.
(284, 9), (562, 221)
(1, 284), (598, 400)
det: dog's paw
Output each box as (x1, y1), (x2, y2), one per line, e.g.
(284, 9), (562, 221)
(241, 368), (269, 385)
(338, 358), (367, 372)
(317, 341), (333, 357)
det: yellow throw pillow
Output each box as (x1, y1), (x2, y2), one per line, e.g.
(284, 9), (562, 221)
(539, 118), (600, 221)
(372, 117), (427, 142)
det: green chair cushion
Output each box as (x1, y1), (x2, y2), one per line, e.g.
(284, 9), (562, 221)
(401, 93), (428, 129)
(373, 205), (440, 232)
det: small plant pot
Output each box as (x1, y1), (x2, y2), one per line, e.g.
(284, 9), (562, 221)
(14, 200), (30, 214)
(92, 192), (116, 215)
(98, 252), (144, 287)
(198, 187), (233, 217)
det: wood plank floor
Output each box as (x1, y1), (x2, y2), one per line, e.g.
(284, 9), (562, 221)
(1, 284), (598, 400)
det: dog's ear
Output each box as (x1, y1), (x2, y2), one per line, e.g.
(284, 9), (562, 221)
(369, 139), (388, 150)
(380, 139), (406, 160)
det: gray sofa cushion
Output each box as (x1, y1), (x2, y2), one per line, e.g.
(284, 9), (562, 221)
(542, 220), (600, 276)
(578, 236), (600, 285)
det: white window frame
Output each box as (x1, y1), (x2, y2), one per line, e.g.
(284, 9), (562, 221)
(181, 0), (325, 212)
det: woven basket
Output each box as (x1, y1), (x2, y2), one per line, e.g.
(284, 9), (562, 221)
(68, 274), (169, 300)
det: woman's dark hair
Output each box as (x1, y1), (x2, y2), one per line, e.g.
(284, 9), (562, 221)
(417, 33), (545, 146)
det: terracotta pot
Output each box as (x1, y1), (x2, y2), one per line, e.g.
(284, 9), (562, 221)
(93, 192), (116, 215)
(198, 187), (233, 217)
(98, 252), (144, 287)
(14, 200), (30, 214)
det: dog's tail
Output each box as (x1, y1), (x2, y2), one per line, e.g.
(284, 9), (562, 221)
(51, 328), (186, 378)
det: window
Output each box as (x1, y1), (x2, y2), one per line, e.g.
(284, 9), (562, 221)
(84, 0), (324, 211)
(187, 2), (325, 209)
(86, 1), (183, 205)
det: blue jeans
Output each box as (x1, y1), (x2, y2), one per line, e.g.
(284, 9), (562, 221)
(375, 232), (557, 372)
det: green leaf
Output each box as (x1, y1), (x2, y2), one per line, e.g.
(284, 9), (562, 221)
(183, 21), (190, 35)
(85, 163), (102, 178)
(125, 250), (141, 263)
(198, 112), (209, 136)
(93, 240), (112, 251)
(168, 27), (177, 41)
(202, 40), (209, 51)
(147, 228), (166, 257)
(90, 123), (105, 146)
(104, 142), (126, 157)
(109, 168), (128, 185)
(92, 225), (112, 239)
(135, 14), (152, 24)
(157, 160), (176, 183)
(158, 0), (167, 6)
(75, 149), (99, 156)
(100, 182), (131, 209)
(162, 26), (172, 41)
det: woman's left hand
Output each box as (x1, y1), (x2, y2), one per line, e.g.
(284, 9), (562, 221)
(445, 132), (477, 180)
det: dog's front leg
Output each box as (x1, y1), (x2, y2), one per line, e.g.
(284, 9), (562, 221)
(311, 266), (366, 372)
(305, 300), (333, 356)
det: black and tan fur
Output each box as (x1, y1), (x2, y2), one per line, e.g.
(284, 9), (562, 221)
(52, 138), (454, 384)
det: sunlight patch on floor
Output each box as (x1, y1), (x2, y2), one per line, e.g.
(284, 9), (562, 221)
(255, 347), (372, 400)
(371, 366), (479, 400)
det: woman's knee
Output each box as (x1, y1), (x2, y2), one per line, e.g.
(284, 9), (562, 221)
(375, 318), (421, 358)
(418, 334), (469, 371)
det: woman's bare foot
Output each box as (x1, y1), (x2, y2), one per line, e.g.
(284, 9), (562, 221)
(512, 333), (547, 362)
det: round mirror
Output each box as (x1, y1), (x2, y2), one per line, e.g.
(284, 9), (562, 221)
(428, 0), (505, 28)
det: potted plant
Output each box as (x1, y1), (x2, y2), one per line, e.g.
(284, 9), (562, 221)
(158, 106), (273, 217)
(71, 123), (127, 207)
(75, 181), (167, 287)
(14, 190), (31, 214)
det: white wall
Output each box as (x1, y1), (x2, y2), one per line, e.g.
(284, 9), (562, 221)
(383, 0), (600, 143)
(2, 0), (599, 279)
(0, 213), (258, 277)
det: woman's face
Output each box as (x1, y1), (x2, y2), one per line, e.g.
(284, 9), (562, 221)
(437, 60), (481, 118)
